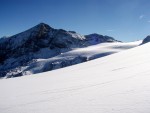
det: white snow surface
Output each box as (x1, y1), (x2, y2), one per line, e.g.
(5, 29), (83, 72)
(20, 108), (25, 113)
(1, 41), (150, 113)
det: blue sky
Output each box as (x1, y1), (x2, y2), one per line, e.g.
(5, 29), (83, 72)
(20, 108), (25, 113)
(0, 0), (150, 42)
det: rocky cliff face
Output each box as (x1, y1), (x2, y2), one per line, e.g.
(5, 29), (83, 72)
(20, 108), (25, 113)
(0, 23), (120, 78)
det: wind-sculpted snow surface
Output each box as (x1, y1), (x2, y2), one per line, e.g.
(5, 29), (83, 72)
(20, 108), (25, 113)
(0, 42), (150, 113)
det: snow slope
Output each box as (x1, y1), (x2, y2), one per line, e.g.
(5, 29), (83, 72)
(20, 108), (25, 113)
(0, 41), (150, 113)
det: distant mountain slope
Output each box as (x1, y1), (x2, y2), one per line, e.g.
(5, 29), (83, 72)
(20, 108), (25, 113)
(0, 23), (139, 78)
(85, 33), (120, 45)
(142, 35), (150, 44)
(0, 39), (150, 113)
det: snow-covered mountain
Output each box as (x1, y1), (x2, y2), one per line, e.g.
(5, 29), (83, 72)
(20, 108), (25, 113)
(0, 39), (150, 113)
(0, 23), (140, 78)
(84, 33), (121, 45)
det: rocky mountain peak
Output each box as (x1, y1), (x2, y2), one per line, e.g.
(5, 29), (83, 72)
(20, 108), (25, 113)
(35, 23), (52, 30)
(142, 35), (150, 44)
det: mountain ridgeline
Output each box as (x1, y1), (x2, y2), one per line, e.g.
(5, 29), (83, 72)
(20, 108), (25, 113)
(0, 23), (129, 78)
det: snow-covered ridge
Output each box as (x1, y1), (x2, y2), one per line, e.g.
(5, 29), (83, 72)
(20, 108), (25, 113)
(85, 33), (121, 45)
